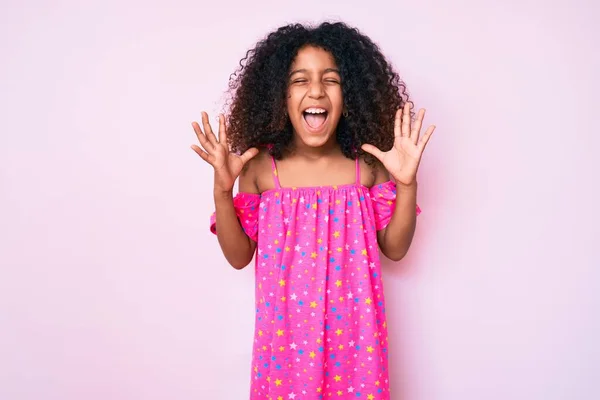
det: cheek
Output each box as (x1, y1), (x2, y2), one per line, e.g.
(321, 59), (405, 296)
(328, 88), (343, 107)
(286, 92), (303, 113)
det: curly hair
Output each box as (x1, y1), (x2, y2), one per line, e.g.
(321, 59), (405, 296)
(225, 21), (411, 163)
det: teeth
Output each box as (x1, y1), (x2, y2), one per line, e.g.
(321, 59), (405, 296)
(304, 108), (327, 114)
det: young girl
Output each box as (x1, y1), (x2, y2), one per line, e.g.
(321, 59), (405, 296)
(192, 22), (434, 400)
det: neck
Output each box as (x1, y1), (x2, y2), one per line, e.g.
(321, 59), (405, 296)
(290, 135), (341, 161)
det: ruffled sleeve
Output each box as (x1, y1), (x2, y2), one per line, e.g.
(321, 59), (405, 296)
(209, 193), (261, 242)
(370, 181), (421, 231)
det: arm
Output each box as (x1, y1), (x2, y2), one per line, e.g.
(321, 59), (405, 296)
(191, 111), (259, 270)
(362, 103), (435, 262)
(213, 166), (258, 269)
(377, 180), (418, 261)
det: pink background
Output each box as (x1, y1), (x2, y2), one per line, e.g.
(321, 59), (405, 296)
(1, 0), (598, 399)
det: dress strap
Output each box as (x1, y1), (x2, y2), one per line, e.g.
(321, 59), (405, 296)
(355, 157), (361, 186)
(270, 156), (282, 189)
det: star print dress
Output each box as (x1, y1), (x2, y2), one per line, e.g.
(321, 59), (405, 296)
(210, 156), (420, 400)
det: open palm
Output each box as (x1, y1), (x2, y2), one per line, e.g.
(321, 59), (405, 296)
(191, 112), (258, 193)
(362, 103), (435, 186)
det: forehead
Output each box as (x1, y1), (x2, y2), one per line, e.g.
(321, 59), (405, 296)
(290, 45), (338, 71)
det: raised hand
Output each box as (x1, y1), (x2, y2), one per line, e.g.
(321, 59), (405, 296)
(361, 103), (435, 186)
(191, 112), (259, 194)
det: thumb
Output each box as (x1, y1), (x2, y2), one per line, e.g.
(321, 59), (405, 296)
(239, 147), (259, 165)
(361, 144), (385, 162)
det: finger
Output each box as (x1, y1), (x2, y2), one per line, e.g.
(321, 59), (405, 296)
(411, 109), (425, 145)
(361, 144), (385, 162)
(201, 112), (219, 147)
(418, 125), (436, 152)
(394, 108), (402, 139)
(401, 102), (411, 138)
(192, 121), (214, 153)
(218, 114), (229, 148)
(239, 147), (259, 165)
(191, 144), (212, 163)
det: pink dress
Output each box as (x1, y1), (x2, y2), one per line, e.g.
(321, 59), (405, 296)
(210, 157), (420, 400)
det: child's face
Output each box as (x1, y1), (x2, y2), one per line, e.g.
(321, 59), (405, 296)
(286, 46), (343, 150)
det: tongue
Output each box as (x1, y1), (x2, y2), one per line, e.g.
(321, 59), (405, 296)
(304, 113), (327, 129)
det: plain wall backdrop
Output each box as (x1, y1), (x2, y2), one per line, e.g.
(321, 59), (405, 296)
(1, 0), (598, 399)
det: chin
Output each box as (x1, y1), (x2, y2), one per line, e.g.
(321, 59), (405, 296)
(293, 124), (336, 147)
(298, 135), (334, 148)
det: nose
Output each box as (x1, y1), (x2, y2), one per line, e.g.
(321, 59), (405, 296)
(307, 81), (325, 99)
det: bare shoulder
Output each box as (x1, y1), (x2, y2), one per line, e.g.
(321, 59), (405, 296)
(239, 149), (263, 194)
(240, 148), (273, 194)
(360, 156), (390, 188)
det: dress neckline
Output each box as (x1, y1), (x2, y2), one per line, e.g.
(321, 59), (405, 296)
(236, 180), (395, 197)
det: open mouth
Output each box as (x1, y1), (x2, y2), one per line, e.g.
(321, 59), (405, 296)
(302, 107), (329, 131)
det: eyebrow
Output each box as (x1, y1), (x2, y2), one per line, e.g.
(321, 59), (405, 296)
(289, 68), (341, 77)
